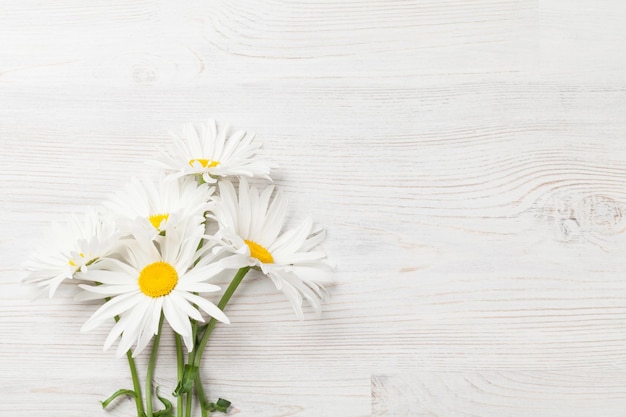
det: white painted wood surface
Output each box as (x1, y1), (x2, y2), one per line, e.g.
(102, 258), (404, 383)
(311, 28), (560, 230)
(2, 1), (626, 416)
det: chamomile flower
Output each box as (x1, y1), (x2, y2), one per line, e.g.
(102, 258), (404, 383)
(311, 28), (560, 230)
(154, 119), (272, 183)
(104, 176), (212, 240)
(23, 209), (120, 297)
(79, 219), (229, 357)
(211, 179), (333, 318)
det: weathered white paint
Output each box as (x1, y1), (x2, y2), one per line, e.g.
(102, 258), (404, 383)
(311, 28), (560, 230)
(2, 1), (626, 416)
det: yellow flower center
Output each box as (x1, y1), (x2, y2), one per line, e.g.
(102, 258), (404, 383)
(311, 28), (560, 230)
(148, 213), (169, 230)
(138, 261), (178, 298)
(68, 253), (86, 267)
(189, 159), (220, 168)
(245, 240), (274, 264)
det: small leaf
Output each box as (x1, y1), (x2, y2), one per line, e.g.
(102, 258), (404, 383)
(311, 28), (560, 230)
(215, 398), (231, 412)
(154, 387), (173, 417)
(100, 388), (137, 409)
(206, 398), (232, 413)
(153, 412), (174, 417)
(173, 364), (199, 396)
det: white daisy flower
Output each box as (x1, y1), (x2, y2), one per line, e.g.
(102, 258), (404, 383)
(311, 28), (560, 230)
(23, 209), (120, 297)
(154, 119), (272, 184)
(211, 179), (333, 318)
(104, 176), (212, 240)
(79, 219), (229, 357)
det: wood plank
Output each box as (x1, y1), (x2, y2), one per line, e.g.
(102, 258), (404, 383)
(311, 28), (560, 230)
(373, 372), (626, 417)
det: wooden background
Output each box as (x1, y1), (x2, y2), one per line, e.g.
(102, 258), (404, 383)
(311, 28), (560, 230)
(2, 1), (626, 416)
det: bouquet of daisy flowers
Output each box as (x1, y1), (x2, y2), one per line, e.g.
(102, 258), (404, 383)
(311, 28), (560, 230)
(23, 120), (333, 417)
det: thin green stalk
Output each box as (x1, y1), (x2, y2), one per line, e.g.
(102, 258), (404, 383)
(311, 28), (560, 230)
(175, 333), (184, 417)
(189, 317), (198, 369)
(195, 374), (209, 417)
(113, 310), (144, 417)
(178, 267), (250, 417)
(146, 314), (165, 417)
(193, 266), (250, 367)
(182, 343), (198, 417)
(125, 351), (145, 416)
(185, 383), (193, 417)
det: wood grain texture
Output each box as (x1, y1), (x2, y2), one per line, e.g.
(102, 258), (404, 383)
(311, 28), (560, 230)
(372, 372), (626, 416)
(2, 0), (626, 416)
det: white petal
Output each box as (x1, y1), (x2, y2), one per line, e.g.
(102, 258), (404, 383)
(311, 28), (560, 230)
(288, 264), (334, 285)
(78, 284), (138, 298)
(180, 263), (225, 284)
(163, 296), (192, 337)
(183, 333), (194, 352)
(269, 217), (312, 254)
(77, 269), (132, 285)
(237, 178), (252, 238)
(249, 185), (274, 239)
(103, 315), (130, 351)
(274, 251), (328, 265)
(169, 291), (204, 322)
(134, 300), (161, 355)
(118, 298), (152, 357)
(182, 292), (230, 324)
(177, 281), (221, 293)
(81, 292), (142, 331)
(299, 228), (326, 253)
(270, 275), (304, 319)
(260, 190), (288, 246)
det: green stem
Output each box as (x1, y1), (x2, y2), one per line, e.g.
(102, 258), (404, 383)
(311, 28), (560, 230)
(113, 310), (144, 417)
(175, 333), (184, 417)
(175, 267), (250, 416)
(193, 266), (250, 368)
(125, 352), (145, 416)
(146, 314), (165, 417)
(182, 344), (198, 417)
(184, 383), (193, 417)
(195, 374), (209, 417)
